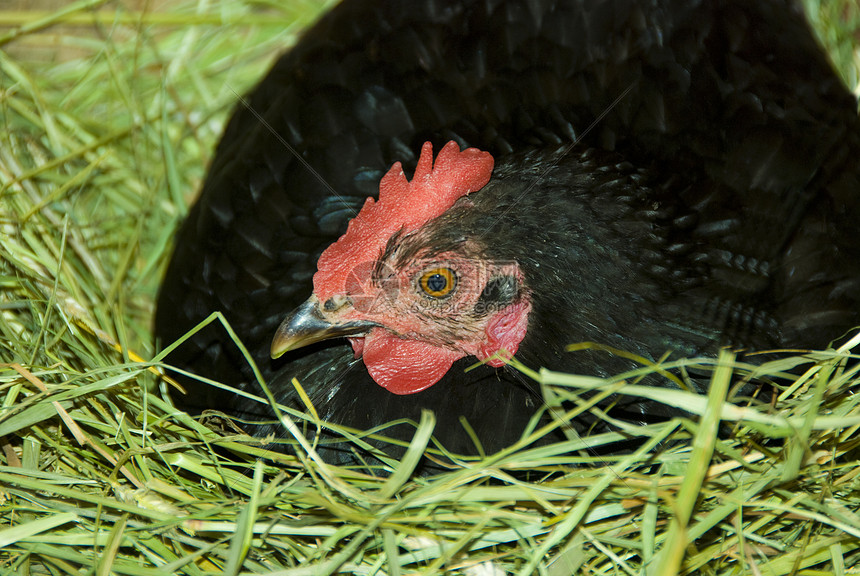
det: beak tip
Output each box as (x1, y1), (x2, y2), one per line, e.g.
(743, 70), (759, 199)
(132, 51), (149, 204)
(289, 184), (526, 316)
(270, 325), (297, 359)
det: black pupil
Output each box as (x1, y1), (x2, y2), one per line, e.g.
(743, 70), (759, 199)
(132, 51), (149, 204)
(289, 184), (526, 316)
(427, 273), (447, 292)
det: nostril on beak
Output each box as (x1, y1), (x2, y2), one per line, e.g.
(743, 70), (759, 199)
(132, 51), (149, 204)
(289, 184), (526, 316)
(323, 295), (349, 311)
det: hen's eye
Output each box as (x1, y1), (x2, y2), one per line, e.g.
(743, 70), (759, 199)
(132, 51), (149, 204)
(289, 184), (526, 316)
(419, 267), (457, 298)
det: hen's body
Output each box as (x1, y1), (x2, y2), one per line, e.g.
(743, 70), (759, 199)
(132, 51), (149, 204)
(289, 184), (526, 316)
(156, 0), (860, 460)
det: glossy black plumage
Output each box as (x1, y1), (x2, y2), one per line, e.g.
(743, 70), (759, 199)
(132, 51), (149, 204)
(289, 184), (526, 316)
(156, 0), (860, 461)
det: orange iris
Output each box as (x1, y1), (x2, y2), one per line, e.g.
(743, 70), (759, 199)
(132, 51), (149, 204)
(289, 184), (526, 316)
(419, 267), (456, 298)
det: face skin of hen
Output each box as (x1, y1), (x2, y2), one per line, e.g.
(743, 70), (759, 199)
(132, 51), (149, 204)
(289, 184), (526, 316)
(272, 219), (532, 394)
(271, 140), (533, 396)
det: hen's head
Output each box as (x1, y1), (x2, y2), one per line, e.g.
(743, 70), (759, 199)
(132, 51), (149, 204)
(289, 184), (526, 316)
(271, 141), (532, 394)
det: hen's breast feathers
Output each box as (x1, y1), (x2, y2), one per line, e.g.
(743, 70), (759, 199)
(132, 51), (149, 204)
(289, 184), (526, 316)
(155, 0), (860, 456)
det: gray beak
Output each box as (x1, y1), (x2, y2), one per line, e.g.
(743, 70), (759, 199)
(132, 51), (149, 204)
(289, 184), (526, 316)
(270, 295), (376, 358)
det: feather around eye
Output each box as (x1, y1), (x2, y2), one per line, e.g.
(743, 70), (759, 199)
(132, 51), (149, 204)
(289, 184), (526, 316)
(419, 267), (456, 298)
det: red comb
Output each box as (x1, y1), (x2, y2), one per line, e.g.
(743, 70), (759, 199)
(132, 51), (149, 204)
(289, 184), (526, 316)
(314, 141), (494, 299)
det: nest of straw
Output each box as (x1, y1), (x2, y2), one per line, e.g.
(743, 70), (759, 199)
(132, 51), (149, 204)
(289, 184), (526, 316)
(1, 1), (859, 574)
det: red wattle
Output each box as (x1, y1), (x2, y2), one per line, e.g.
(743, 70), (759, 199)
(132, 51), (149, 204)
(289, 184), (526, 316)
(360, 330), (463, 394)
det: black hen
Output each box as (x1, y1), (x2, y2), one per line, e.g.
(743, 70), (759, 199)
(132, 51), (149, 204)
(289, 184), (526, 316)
(156, 0), (860, 461)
